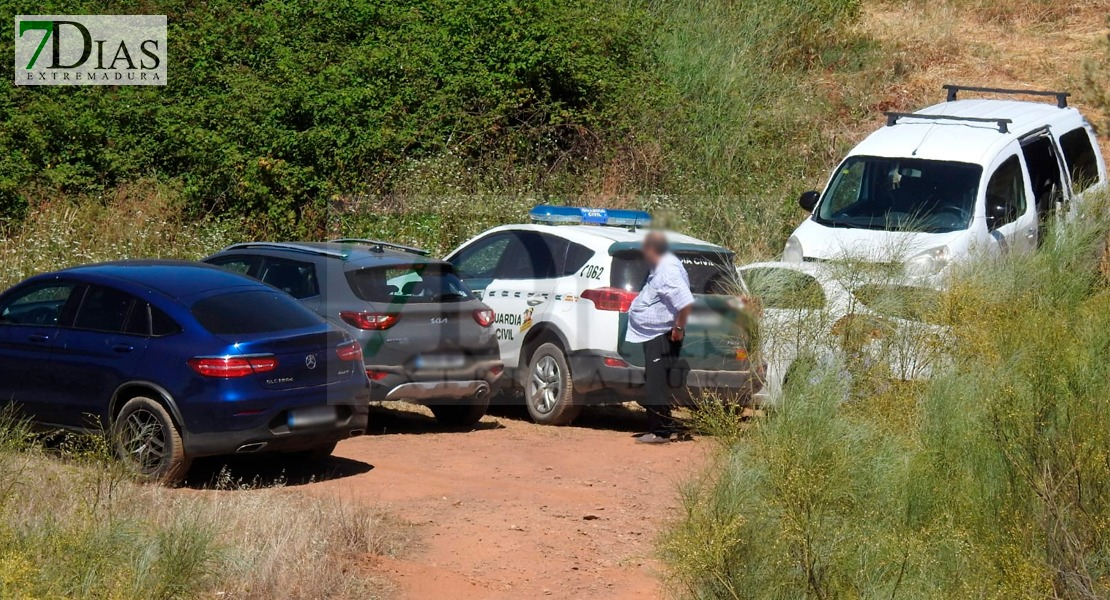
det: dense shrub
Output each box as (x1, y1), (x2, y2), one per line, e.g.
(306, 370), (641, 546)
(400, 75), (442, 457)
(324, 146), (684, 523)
(0, 0), (656, 231)
(665, 196), (1110, 599)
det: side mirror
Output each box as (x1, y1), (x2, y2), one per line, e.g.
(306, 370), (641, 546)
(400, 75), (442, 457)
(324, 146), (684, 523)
(798, 191), (820, 213)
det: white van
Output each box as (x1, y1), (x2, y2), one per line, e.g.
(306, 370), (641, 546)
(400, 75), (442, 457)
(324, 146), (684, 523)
(785, 85), (1107, 282)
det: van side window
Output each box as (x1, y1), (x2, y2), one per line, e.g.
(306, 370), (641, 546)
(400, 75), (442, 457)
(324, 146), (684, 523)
(1059, 128), (1100, 193)
(985, 156), (1027, 229)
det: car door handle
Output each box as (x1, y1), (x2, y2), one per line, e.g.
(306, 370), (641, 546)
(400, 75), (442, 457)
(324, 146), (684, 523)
(27, 334), (50, 343)
(112, 344), (135, 353)
(527, 298), (545, 307)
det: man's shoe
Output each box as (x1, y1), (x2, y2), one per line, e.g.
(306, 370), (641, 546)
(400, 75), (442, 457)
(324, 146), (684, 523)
(636, 433), (671, 444)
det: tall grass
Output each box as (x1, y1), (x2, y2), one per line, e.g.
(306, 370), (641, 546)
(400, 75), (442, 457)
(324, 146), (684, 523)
(665, 193), (1110, 599)
(0, 182), (244, 289)
(0, 427), (408, 599)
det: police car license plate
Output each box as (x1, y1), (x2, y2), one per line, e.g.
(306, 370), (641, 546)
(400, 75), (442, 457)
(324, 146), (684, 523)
(687, 311), (724, 327)
(414, 354), (466, 369)
(287, 406), (336, 428)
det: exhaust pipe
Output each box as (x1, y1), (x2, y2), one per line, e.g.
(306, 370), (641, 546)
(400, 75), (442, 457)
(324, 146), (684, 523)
(474, 384), (490, 401)
(236, 442), (268, 453)
(348, 428), (365, 437)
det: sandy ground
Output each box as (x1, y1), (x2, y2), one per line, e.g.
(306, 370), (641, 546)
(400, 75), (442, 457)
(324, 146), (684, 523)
(192, 404), (709, 600)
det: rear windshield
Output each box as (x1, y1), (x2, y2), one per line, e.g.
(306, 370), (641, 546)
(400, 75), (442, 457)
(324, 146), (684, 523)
(191, 290), (323, 335)
(853, 284), (944, 324)
(610, 249), (736, 295)
(346, 264), (475, 304)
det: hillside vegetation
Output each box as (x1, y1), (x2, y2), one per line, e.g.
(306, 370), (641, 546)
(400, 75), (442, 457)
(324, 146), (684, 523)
(3, 0), (1106, 257)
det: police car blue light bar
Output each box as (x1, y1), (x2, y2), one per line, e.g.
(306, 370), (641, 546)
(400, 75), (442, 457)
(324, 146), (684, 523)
(529, 205), (652, 228)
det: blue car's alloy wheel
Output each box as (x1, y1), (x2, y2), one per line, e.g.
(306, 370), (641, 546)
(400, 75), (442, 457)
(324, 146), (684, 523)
(114, 397), (190, 485)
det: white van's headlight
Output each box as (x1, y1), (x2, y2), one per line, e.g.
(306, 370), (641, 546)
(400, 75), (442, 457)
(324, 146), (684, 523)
(783, 236), (804, 263)
(905, 246), (950, 278)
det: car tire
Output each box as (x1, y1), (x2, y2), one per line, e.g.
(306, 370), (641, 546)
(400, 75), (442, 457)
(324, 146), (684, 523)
(430, 396), (490, 428)
(524, 342), (582, 426)
(113, 396), (191, 485)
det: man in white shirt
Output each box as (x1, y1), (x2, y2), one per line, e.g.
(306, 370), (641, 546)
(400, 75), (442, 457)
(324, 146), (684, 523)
(626, 231), (694, 444)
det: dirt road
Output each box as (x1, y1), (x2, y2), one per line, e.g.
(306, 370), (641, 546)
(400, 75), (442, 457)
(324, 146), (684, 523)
(294, 405), (706, 599)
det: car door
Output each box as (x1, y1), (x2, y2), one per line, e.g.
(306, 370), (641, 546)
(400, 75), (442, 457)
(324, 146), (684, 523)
(1057, 126), (1107, 204)
(49, 284), (150, 429)
(451, 231), (562, 369)
(984, 151), (1037, 253)
(0, 280), (80, 425)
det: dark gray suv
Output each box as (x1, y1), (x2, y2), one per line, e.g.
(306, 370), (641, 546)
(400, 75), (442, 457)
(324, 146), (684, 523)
(204, 240), (503, 426)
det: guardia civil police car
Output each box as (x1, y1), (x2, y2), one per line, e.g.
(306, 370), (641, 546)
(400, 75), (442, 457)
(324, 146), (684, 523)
(445, 206), (762, 425)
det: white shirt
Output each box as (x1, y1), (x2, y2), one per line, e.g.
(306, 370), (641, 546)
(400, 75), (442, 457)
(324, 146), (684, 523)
(625, 253), (695, 343)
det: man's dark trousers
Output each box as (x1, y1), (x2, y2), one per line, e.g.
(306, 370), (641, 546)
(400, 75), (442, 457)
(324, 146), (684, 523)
(640, 333), (684, 437)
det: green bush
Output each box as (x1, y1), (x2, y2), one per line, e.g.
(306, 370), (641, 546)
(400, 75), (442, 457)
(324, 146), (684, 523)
(0, 0), (656, 232)
(666, 196), (1110, 599)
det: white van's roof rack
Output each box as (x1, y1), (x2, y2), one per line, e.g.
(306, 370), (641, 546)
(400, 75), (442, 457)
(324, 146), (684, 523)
(942, 84), (1070, 109)
(884, 111), (1013, 134)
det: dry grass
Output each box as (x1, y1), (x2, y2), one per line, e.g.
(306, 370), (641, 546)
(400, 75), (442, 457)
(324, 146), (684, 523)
(0, 445), (411, 600)
(0, 182), (245, 289)
(858, 0), (1110, 163)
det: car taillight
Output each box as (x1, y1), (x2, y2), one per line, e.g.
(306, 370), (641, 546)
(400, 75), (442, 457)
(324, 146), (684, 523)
(366, 369), (390, 381)
(603, 357), (630, 368)
(340, 311), (400, 330)
(581, 287), (638, 312)
(188, 355), (277, 378)
(473, 308), (495, 327)
(336, 340), (363, 363)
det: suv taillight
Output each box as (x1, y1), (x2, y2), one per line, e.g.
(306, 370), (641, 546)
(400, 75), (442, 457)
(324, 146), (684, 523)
(188, 355), (277, 378)
(340, 311), (400, 330)
(336, 340), (363, 362)
(473, 308), (495, 327)
(581, 287), (638, 312)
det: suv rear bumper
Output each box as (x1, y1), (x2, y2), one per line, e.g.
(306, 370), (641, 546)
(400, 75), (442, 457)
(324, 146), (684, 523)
(184, 404), (369, 458)
(368, 359), (505, 405)
(568, 350), (765, 406)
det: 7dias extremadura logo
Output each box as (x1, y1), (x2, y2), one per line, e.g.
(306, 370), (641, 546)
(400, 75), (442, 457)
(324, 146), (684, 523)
(14, 15), (166, 86)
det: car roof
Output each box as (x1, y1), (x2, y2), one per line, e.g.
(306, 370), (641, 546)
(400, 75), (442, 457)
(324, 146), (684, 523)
(849, 99), (1088, 166)
(213, 241), (441, 268)
(467, 223), (730, 254)
(60, 260), (263, 298)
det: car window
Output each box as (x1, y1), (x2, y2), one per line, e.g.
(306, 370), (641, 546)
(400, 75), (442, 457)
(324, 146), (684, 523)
(207, 255), (257, 276)
(0, 282), (77, 326)
(151, 305), (181, 336)
(124, 303), (183, 337)
(817, 157), (982, 234)
(453, 234), (514, 279)
(1059, 128), (1100, 193)
(563, 242), (594, 276)
(497, 232), (562, 280)
(610, 248), (736, 295)
(824, 159), (866, 215)
(985, 155), (1027, 229)
(347, 264), (475, 304)
(124, 303), (150, 336)
(191, 290), (323, 335)
(258, 257), (319, 299)
(854, 284), (944, 324)
(741, 268), (826, 310)
(73, 285), (137, 333)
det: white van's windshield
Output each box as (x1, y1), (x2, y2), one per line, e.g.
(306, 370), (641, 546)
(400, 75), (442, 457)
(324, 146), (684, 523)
(815, 157), (983, 233)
